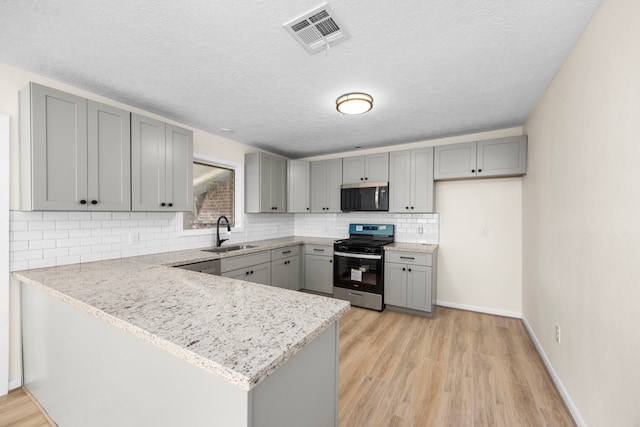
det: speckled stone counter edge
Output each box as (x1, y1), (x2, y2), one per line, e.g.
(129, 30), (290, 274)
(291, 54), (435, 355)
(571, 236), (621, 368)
(13, 236), (347, 391)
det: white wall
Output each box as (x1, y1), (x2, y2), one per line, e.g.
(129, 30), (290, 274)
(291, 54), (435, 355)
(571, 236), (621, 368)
(436, 178), (522, 317)
(522, 0), (640, 425)
(1, 114), (10, 395)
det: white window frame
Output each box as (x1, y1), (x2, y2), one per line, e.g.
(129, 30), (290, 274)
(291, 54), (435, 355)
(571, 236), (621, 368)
(177, 153), (244, 237)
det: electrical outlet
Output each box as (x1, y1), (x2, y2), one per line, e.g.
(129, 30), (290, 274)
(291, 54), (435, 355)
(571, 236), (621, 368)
(129, 232), (139, 245)
(418, 227), (424, 234)
(555, 324), (561, 344)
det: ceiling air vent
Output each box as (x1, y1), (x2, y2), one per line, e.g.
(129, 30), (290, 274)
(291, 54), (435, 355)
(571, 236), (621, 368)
(284, 4), (350, 54)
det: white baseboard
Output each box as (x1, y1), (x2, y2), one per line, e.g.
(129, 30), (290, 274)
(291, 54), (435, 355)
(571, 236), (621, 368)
(436, 300), (522, 318)
(9, 377), (22, 391)
(521, 316), (585, 427)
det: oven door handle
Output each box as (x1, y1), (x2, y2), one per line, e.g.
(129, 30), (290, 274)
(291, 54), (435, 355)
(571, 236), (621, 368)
(334, 251), (382, 260)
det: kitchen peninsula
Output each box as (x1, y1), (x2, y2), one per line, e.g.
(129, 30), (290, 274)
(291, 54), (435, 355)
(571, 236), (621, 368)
(13, 237), (349, 427)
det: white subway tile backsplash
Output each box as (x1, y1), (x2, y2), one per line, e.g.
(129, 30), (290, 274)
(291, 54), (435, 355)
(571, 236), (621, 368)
(10, 221), (28, 231)
(13, 230), (43, 241)
(80, 253), (102, 263)
(44, 248), (69, 258)
(9, 209), (439, 272)
(68, 212), (92, 220)
(28, 240), (56, 250)
(56, 220), (81, 229)
(43, 230), (69, 240)
(29, 258), (56, 269)
(91, 212), (112, 220)
(43, 212), (69, 220)
(69, 229), (92, 238)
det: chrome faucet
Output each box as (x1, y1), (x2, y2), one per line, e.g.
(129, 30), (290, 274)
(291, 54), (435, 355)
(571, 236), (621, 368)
(216, 215), (231, 247)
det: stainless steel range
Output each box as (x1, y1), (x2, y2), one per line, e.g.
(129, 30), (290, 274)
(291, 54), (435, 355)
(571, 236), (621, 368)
(333, 224), (394, 311)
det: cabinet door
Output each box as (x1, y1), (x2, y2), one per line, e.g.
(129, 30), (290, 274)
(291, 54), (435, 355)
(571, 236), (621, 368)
(384, 263), (406, 307)
(477, 136), (527, 178)
(131, 114), (166, 211)
(222, 268), (249, 281)
(259, 154), (273, 212)
(304, 254), (333, 294)
(388, 150), (411, 213)
(165, 124), (193, 211)
(411, 147), (435, 212)
(364, 153), (389, 182)
(342, 155), (364, 184)
(288, 255), (301, 290)
(30, 83), (88, 210)
(87, 101), (131, 211)
(271, 258), (288, 289)
(406, 265), (432, 312)
(287, 160), (310, 213)
(325, 159), (343, 213)
(310, 161), (326, 213)
(434, 141), (477, 180)
(251, 263), (271, 286)
(271, 157), (287, 211)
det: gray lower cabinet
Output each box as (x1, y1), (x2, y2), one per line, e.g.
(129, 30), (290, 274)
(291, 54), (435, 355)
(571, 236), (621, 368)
(434, 135), (527, 180)
(304, 245), (334, 294)
(221, 251), (272, 286)
(389, 147), (434, 213)
(245, 152), (287, 213)
(384, 250), (437, 315)
(20, 82), (131, 211)
(310, 159), (342, 212)
(271, 246), (302, 290)
(287, 160), (310, 213)
(223, 262), (271, 285)
(131, 114), (193, 212)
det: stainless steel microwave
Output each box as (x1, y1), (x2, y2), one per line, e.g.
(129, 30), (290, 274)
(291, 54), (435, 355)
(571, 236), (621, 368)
(340, 182), (389, 212)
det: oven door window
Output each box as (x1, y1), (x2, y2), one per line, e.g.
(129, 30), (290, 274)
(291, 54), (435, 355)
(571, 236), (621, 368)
(334, 254), (383, 293)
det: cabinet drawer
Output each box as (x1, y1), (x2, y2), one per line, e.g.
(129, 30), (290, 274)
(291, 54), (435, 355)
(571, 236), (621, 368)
(385, 251), (432, 266)
(271, 245), (301, 261)
(305, 245), (333, 256)
(220, 251), (271, 273)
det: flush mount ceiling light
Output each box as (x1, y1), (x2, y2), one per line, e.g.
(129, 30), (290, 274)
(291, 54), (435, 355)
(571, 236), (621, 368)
(336, 93), (373, 115)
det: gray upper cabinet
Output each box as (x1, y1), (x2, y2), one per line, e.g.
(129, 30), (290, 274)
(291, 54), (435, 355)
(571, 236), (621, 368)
(434, 136), (527, 180)
(433, 141), (477, 180)
(245, 152), (287, 213)
(20, 82), (130, 211)
(131, 114), (193, 212)
(389, 147), (434, 213)
(287, 160), (310, 213)
(310, 159), (342, 213)
(88, 101), (131, 211)
(342, 153), (389, 184)
(476, 136), (527, 178)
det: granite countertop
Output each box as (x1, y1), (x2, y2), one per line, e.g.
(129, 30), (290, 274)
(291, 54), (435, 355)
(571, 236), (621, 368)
(13, 236), (348, 392)
(385, 242), (439, 254)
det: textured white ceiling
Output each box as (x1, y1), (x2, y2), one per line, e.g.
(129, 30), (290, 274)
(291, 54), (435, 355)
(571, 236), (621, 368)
(0, 0), (601, 158)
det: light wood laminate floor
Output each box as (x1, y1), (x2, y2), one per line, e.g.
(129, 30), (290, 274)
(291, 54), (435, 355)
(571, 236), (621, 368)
(339, 306), (575, 426)
(0, 306), (574, 426)
(0, 389), (53, 427)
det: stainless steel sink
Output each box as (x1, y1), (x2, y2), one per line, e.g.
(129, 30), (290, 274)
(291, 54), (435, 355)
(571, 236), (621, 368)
(201, 244), (258, 253)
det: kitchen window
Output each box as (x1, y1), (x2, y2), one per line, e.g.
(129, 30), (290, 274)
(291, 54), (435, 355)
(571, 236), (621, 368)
(182, 159), (238, 230)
